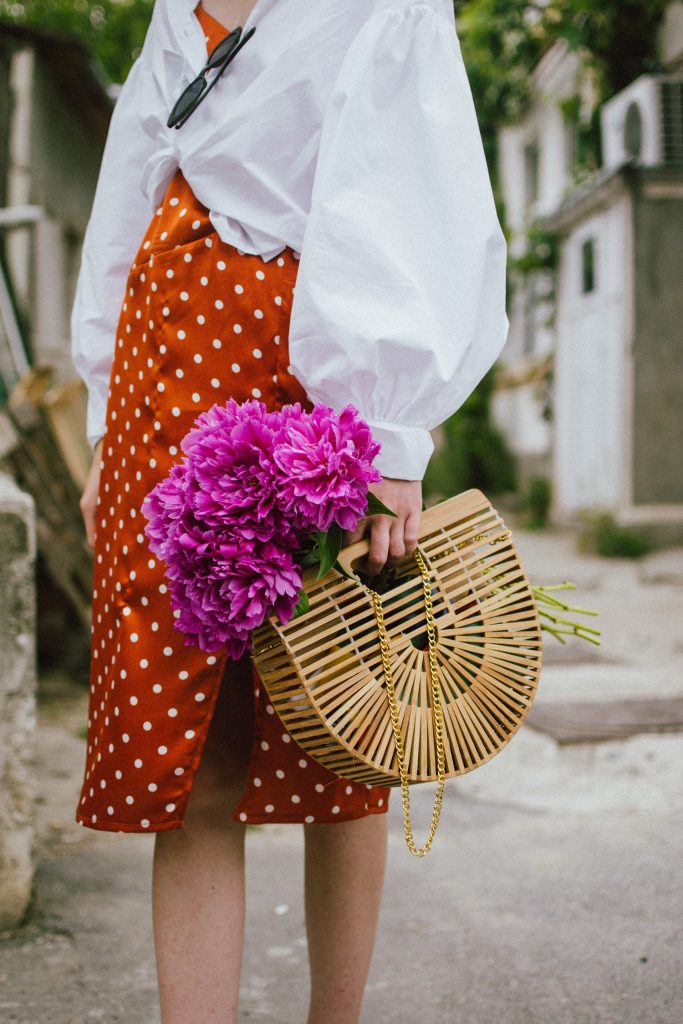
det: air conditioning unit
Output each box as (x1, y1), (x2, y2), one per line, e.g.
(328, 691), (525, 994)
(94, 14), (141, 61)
(600, 74), (683, 171)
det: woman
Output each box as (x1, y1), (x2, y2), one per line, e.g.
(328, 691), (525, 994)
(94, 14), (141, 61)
(72, 0), (507, 1021)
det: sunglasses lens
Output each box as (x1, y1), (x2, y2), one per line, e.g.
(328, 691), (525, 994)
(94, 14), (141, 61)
(206, 27), (241, 67)
(168, 77), (206, 125)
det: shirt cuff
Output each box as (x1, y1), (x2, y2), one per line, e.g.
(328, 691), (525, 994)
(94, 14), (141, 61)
(364, 420), (434, 481)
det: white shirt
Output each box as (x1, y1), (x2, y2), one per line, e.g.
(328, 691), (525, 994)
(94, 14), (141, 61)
(70, 0), (508, 480)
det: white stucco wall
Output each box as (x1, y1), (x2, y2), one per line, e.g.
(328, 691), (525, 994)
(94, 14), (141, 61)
(552, 195), (632, 516)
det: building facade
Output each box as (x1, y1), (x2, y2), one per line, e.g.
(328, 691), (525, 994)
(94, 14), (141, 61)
(495, 4), (683, 542)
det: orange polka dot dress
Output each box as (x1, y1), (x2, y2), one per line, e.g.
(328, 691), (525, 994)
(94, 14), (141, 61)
(76, 1), (391, 833)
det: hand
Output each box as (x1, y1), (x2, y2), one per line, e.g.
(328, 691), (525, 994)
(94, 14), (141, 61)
(80, 438), (104, 549)
(342, 477), (422, 577)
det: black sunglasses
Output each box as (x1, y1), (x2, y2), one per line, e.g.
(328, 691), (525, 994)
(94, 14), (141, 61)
(167, 25), (256, 129)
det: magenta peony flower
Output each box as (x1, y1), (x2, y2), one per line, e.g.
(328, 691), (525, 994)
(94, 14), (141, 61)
(272, 403), (382, 532)
(178, 398), (291, 543)
(141, 397), (383, 659)
(166, 537), (303, 657)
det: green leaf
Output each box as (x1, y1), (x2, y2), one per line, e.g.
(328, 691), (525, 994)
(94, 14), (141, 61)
(333, 559), (362, 584)
(366, 491), (397, 518)
(292, 588), (310, 618)
(316, 523), (344, 578)
(300, 550), (321, 568)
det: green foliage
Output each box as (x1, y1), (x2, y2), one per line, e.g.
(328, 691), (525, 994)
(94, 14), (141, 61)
(456, 0), (670, 180)
(508, 224), (558, 277)
(543, 0), (669, 96)
(0, 0), (154, 82)
(577, 509), (651, 559)
(523, 475), (552, 530)
(423, 366), (517, 501)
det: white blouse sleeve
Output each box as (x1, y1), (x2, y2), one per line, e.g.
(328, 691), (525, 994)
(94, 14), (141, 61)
(70, 39), (162, 451)
(287, 3), (509, 481)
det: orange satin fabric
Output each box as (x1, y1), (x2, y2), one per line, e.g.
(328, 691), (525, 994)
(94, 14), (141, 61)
(76, 1), (391, 832)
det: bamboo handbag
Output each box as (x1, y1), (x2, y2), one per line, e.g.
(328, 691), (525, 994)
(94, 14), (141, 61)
(251, 489), (543, 855)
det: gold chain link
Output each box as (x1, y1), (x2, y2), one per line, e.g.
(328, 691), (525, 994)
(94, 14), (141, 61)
(364, 548), (446, 857)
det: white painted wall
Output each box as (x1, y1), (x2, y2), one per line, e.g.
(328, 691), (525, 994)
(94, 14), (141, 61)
(552, 196), (631, 515)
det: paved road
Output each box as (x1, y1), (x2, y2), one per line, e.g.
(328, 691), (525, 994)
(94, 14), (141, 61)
(1, 527), (682, 1023)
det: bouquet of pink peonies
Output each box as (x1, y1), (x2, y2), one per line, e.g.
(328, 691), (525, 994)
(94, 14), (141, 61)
(142, 397), (602, 662)
(141, 399), (395, 660)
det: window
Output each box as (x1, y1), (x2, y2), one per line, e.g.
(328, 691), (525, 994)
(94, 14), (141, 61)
(581, 237), (596, 294)
(524, 140), (540, 211)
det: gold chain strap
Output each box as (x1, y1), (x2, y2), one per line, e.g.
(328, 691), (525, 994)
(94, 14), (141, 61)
(364, 548), (446, 857)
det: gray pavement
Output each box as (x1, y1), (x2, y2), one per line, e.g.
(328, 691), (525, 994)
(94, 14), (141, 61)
(1, 526), (683, 1024)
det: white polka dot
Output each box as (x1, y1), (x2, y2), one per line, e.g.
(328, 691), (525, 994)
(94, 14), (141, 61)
(291, 794), (301, 804)
(148, 783), (157, 792)
(168, 707), (178, 717)
(265, 804), (274, 813)
(254, 309), (264, 319)
(171, 407), (181, 417)
(239, 812), (248, 822)
(304, 815), (315, 824)
(143, 721), (152, 731)
(315, 784), (325, 793)
(253, 777), (262, 787)
(260, 740), (269, 751)
(281, 733), (291, 744)
(174, 767), (184, 776)
(215, 299), (224, 309)
(331, 805), (340, 814)
(275, 769), (285, 779)
(141, 819), (150, 828)
(166, 803), (176, 813)
(298, 759), (307, 768)
(134, 759), (143, 768)
(252, 348), (262, 358)
(233, 323), (242, 334)
(185, 729), (195, 739)
(107, 806), (114, 815)
(152, 683), (162, 693)
(195, 692), (206, 702)
(266, 704), (275, 715)
(158, 745), (168, 755)
(129, 695), (138, 706)
(130, 632), (139, 643)
(251, 387), (262, 398)
(126, 795), (134, 805)
(345, 785), (353, 795)
(180, 291), (189, 301)
(163, 646), (173, 656)
(231, 363), (240, 373)
(235, 284), (244, 294)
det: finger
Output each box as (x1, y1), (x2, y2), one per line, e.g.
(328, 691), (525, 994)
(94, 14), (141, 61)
(403, 509), (421, 558)
(386, 514), (406, 567)
(365, 518), (390, 576)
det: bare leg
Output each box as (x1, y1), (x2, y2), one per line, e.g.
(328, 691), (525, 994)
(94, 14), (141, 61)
(304, 811), (389, 1024)
(152, 655), (255, 1024)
